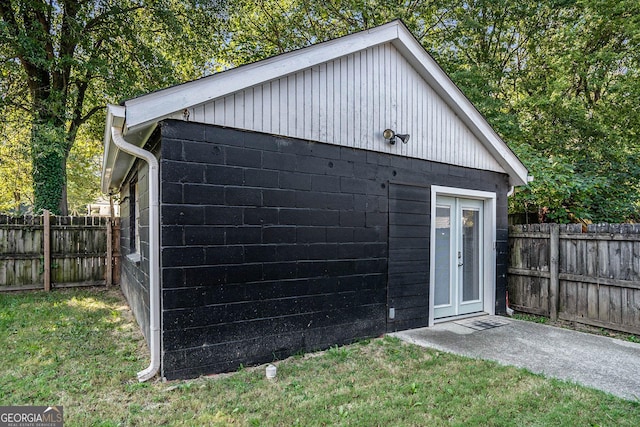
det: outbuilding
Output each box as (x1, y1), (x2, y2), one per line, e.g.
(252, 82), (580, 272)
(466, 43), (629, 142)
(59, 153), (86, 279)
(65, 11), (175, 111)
(101, 20), (529, 380)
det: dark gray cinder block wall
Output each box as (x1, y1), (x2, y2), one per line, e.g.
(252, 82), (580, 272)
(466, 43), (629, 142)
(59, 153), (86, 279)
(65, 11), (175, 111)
(120, 159), (152, 343)
(155, 119), (509, 379)
(387, 183), (431, 332)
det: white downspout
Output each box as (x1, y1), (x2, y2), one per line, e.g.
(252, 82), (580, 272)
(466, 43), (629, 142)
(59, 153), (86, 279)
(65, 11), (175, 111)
(111, 127), (161, 382)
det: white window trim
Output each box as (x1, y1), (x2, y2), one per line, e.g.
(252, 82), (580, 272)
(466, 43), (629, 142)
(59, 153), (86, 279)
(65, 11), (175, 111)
(134, 182), (141, 254)
(429, 186), (497, 326)
(126, 178), (141, 264)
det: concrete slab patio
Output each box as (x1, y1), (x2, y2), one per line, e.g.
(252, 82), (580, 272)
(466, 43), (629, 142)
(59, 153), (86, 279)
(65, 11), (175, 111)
(391, 316), (640, 401)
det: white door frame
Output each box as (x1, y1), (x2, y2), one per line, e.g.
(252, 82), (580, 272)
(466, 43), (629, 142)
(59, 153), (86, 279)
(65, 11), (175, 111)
(429, 186), (497, 325)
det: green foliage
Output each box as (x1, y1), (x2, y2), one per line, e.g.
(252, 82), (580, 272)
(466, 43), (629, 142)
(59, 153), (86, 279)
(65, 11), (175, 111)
(0, 0), (225, 214)
(66, 129), (103, 215)
(31, 122), (66, 214)
(3, 0), (638, 220)
(505, 0), (640, 222)
(513, 313), (549, 324)
(218, 0), (640, 222)
(221, 0), (444, 66)
(0, 109), (32, 213)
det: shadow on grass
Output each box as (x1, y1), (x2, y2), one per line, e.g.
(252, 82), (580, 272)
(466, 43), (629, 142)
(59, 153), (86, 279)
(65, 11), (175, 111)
(0, 288), (145, 407)
(1, 288), (639, 426)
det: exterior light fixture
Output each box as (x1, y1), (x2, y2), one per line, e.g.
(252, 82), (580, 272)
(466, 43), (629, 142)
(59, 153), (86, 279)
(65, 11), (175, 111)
(383, 129), (410, 145)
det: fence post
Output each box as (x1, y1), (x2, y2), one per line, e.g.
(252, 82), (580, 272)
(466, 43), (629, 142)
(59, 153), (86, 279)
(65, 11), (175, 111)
(113, 218), (121, 285)
(43, 210), (51, 291)
(549, 224), (559, 320)
(106, 219), (113, 287)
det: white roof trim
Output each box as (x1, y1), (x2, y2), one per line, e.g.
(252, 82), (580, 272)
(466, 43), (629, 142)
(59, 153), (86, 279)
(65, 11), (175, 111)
(125, 22), (400, 131)
(104, 20), (528, 191)
(390, 28), (529, 185)
(101, 104), (125, 193)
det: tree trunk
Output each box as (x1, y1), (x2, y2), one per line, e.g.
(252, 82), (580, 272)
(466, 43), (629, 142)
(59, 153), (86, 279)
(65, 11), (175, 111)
(58, 156), (68, 216)
(31, 119), (69, 215)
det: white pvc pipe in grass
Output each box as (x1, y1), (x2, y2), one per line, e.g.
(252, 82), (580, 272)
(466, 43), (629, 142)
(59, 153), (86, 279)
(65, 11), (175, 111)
(111, 127), (160, 382)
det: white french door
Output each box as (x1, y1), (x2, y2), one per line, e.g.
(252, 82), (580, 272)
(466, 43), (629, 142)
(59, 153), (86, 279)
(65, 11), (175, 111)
(433, 196), (484, 319)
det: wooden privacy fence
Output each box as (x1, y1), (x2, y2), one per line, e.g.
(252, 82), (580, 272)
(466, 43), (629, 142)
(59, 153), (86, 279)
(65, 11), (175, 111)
(0, 212), (120, 291)
(509, 223), (640, 335)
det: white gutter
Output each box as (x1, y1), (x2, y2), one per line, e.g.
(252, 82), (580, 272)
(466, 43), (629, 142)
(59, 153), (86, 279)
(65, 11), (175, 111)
(508, 175), (534, 197)
(110, 126), (161, 382)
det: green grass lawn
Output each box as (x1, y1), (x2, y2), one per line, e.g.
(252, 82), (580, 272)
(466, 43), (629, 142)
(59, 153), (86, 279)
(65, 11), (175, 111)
(1, 288), (638, 426)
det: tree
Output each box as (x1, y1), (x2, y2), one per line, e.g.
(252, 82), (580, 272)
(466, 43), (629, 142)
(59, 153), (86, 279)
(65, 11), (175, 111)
(66, 128), (102, 215)
(0, 108), (32, 213)
(508, 0), (640, 222)
(220, 0), (640, 222)
(4, 0), (636, 221)
(220, 0), (450, 65)
(0, 0), (224, 214)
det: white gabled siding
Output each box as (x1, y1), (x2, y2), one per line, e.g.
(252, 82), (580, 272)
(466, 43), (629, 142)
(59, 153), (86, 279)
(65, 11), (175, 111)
(185, 43), (504, 173)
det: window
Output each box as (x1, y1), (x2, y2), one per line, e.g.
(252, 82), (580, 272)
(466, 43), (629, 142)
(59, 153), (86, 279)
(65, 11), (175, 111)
(129, 176), (140, 258)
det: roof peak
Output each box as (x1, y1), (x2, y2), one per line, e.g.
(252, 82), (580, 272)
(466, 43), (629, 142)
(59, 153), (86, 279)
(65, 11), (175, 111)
(102, 20), (529, 192)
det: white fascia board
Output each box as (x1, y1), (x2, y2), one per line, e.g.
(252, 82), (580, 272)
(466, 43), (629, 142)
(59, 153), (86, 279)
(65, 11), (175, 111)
(102, 104), (162, 194)
(120, 19), (528, 187)
(101, 105), (126, 193)
(124, 22), (401, 131)
(392, 27), (529, 186)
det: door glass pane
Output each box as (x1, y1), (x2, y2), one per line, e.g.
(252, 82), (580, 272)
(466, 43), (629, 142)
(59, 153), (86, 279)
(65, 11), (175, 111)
(462, 209), (480, 301)
(434, 206), (451, 305)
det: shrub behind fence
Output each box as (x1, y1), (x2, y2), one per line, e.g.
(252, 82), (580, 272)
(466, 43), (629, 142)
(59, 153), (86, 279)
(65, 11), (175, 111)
(0, 213), (120, 291)
(509, 223), (640, 335)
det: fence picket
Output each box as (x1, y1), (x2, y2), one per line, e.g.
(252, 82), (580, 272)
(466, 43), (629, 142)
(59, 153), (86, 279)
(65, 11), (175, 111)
(598, 284), (610, 323)
(509, 224), (640, 336)
(0, 214), (120, 291)
(587, 284), (598, 319)
(634, 289), (640, 328)
(610, 287), (622, 325)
